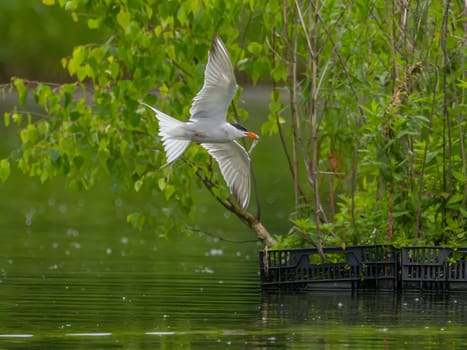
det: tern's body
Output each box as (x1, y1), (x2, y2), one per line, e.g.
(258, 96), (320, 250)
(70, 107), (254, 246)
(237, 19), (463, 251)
(142, 36), (259, 209)
(175, 121), (246, 143)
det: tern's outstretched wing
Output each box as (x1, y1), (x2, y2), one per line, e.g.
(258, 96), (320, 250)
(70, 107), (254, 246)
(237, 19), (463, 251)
(201, 141), (251, 209)
(189, 36), (238, 123)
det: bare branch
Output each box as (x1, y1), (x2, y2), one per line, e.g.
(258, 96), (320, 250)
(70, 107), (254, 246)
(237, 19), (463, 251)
(187, 161), (277, 247)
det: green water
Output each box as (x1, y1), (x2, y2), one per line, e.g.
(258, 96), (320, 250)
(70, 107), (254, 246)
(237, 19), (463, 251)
(2, 160), (467, 350)
(1, 211), (467, 350)
(1, 94), (467, 349)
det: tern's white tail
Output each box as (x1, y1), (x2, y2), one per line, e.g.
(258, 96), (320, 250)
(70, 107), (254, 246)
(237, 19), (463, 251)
(141, 102), (190, 164)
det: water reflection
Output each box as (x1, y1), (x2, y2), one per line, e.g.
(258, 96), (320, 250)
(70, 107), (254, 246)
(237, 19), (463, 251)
(258, 291), (467, 349)
(259, 291), (467, 325)
(1, 238), (467, 347)
(2, 235), (467, 350)
(1, 190), (467, 349)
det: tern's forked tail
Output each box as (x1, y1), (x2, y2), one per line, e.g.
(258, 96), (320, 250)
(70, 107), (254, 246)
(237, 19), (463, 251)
(141, 102), (190, 164)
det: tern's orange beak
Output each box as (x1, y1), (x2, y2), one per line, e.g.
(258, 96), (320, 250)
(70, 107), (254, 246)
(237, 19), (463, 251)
(245, 131), (259, 140)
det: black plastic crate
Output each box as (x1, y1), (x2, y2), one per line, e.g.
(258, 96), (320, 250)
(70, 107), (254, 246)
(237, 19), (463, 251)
(447, 248), (467, 290)
(401, 247), (451, 289)
(261, 245), (467, 292)
(346, 245), (397, 289)
(260, 245), (397, 291)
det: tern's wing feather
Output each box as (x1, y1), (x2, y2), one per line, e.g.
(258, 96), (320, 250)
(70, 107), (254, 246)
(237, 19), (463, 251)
(201, 141), (251, 209)
(189, 36), (237, 122)
(141, 102), (190, 164)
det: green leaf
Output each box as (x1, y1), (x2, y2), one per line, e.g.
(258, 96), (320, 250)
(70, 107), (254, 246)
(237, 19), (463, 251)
(20, 124), (39, 144)
(13, 78), (28, 106)
(452, 170), (467, 184)
(164, 184), (175, 200)
(40, 170), (49, 184)
(63, 0), (78, 10)
(4, 112), (10, 127)
(261, 114), (282, 135)
(247, 42), (262, 54)
(0, 159), (10, 183)
(38, 121), (50, 137)
(68, 46), (86, 77)
(73, 156), (84, 169)
(76, 65), (87, 82)
(117, 10), (131, 30)
(126, 212), (145, 232)
(50, 149), (61, 164)
(42, 0), (55, 5)
(134, 179), (143, 192)
(159, 83), (169, 97)
(34, 83), (53, 110)
(269, 100), (282, 114)
(158, 177), (166, 190)
(87, 18), (100, 29)
(271, 66), (287, 82)
(12, 112), (22, 126)
(447, 193), (464, 206)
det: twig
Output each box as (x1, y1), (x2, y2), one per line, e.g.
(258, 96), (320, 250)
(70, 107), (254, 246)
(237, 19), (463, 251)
(441, 0), (453, 228)
(292, 226), (327, 262)
(293, 0), (315, 59)
(283, 0), (301, 208)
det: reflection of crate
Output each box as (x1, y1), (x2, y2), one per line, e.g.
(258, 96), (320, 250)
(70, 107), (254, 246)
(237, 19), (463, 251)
(259, 245), (397, 291)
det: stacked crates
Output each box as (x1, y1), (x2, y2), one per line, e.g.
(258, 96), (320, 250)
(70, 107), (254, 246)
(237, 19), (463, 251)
(260, 245), (467, 291)
(260, 245), (397, 291)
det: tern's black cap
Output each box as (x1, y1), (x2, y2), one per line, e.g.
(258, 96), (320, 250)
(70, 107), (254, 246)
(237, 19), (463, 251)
(230, 123), (247, 132)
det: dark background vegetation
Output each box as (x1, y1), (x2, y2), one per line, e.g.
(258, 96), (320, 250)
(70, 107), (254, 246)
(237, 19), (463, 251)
(0, 0), (104, 82)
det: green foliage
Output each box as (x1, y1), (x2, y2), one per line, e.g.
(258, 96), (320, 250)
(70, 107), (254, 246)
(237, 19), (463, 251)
(258, 0), (466, 248)
(2, 0), (466, 246)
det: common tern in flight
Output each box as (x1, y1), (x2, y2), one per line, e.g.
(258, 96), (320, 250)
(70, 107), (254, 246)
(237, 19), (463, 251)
(142, 35), (259, 209)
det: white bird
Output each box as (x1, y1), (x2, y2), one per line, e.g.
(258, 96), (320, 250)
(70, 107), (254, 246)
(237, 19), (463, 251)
(142, 35), (259, 209)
